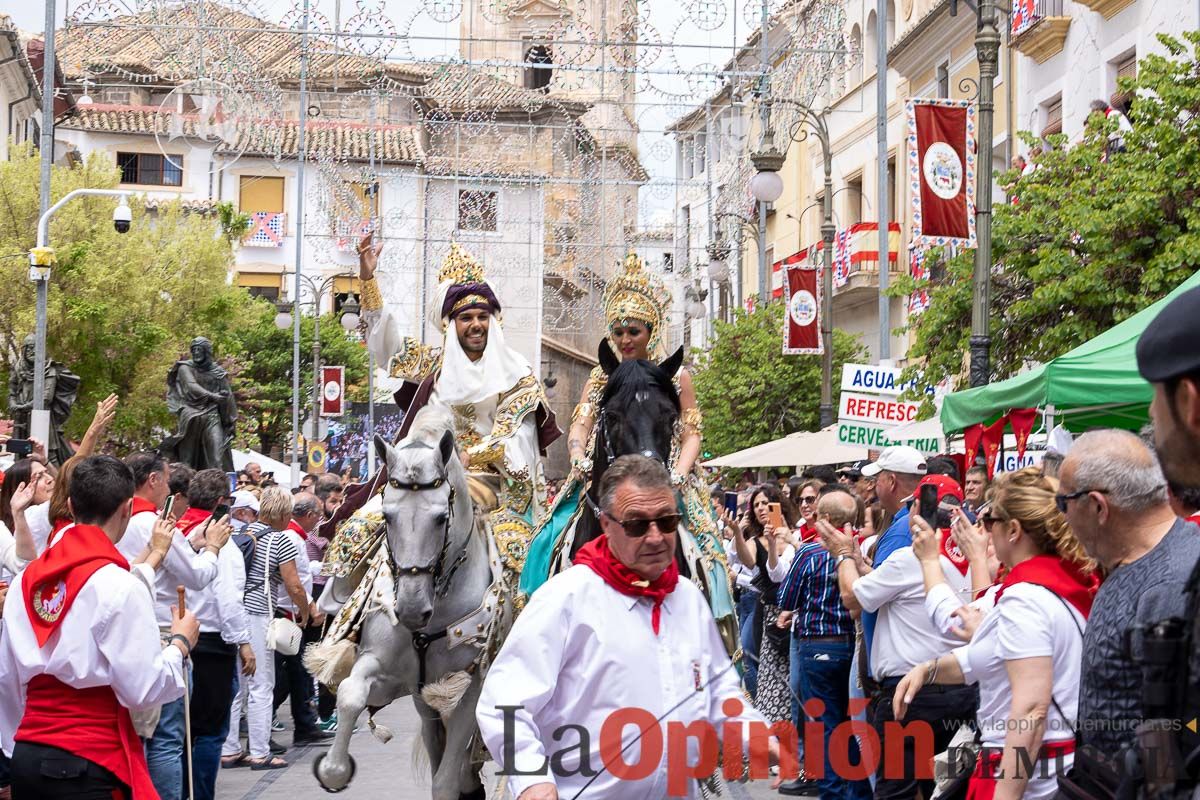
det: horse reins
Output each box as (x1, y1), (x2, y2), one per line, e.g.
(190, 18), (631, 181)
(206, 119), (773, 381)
(384, 463), (472, 691)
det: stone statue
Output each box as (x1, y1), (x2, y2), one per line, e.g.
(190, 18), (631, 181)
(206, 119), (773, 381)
(8, 334), (80, 466)
(163, 337), (237, 471)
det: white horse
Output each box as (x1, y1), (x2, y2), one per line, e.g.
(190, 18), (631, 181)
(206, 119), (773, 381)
(313, 406), (500, 799)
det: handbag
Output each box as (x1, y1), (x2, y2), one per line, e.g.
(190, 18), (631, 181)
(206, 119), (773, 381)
(263, 530), (303, 656)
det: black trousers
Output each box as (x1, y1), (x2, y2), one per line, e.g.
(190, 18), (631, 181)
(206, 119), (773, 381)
(191, 633), (237, 737)
(11, 742), (129, 800)
(272, 616), (319, 737)
(870, 679), (978, 800)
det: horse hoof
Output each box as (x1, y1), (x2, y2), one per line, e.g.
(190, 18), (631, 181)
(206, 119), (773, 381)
(313, 752), (356, 793)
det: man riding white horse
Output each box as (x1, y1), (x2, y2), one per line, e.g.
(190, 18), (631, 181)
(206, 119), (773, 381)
(318, 238), (560, 609)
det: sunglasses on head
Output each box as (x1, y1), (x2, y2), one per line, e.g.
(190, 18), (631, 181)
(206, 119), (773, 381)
(602, 512), (682, 538)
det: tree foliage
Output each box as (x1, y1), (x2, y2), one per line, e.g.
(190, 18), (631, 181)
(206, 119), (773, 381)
(228, 302), (368, 455)
(892, 32), (1200, 393)
(0, 147), (368, 456)
(0, 148), (254, 448)
(691, 301), (865, 458)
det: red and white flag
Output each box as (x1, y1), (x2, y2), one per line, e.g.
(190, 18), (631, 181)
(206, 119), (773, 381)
(320, 366), (345, 416)
(781, 255), (821, 355)
(907, 99), (977, 249)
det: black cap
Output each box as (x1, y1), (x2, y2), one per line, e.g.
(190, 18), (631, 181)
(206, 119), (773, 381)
(1137, 286), (1200, 383)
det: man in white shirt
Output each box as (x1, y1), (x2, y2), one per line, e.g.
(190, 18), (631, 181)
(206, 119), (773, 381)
(0, 455), (199, 799)
(272, 492), (331, 746)
(118, 452), (225, 800)
(181, 468), (255, 800)
(478, 455), (782, 800)
(824, 474), (978, 800)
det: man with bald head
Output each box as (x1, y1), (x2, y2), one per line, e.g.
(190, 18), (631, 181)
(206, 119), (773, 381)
(1059, 429), (1200, 756)
(776, 487), (870, 800)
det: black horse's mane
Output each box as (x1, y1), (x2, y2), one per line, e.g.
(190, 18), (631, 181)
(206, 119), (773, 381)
(600, 357), (681, 413)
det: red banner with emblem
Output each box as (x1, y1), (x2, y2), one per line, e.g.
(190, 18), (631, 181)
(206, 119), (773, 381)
(781, 254), (821, 355)
(320, 366), (345, 416)
(907, 99), (977, 248)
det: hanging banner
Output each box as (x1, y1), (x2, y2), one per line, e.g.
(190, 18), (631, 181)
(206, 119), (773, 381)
(782, 255), (822, 355)
(1008, 408), (1038, 460)
(982, 416), (1009, 480)
(962, 423), (985, 469)
(320, 365), (345, 416)
(907, 99), (977, 249)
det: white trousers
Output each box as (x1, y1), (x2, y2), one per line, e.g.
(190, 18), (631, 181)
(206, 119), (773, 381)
(222, 614), (275, 759)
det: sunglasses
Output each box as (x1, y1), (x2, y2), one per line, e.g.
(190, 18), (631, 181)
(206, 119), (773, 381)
(980, 513), (1005, 531)
(1055, 488), (1108, 513)
(603, 512), (682, 538)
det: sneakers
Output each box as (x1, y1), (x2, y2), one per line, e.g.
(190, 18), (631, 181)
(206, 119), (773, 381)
(318, 715), (338, 733)
(271, 718), (285, 733)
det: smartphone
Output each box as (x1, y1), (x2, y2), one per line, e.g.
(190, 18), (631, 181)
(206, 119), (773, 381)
(723, 491), (738, 516)
(211, 502), (230, 522)
(918, 484), (940, 530)
(160, 495), (175, 520)
(5, 439), (32, 458)
(768, 502), (785, 530)
(226, 471), (238, 495)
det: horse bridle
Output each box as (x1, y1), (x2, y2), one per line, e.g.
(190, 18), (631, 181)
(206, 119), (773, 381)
(385, 473), (468, 600)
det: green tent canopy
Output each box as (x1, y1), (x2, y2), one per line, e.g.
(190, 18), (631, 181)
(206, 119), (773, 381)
(940, 270), (1200, 435)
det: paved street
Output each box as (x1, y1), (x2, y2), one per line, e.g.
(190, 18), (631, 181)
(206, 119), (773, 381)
(217, 701), (783, 799)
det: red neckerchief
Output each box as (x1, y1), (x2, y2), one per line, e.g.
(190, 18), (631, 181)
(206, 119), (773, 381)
(178, 507), (211, 537)
(574, 534), (679, 635)
(22, 523), (128, 648)
(798, 523), (819, 544)
(287, 519), (308, 541)
(1187, 512), (1200, 526)
(940, 528), (971, 576)
(994, 553), (1100, 619)
(130, 497), (158, 517)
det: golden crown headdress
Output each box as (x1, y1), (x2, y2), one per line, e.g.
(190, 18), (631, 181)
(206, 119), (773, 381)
(437, 242), (486, 286)
(602, 253), (672, 351)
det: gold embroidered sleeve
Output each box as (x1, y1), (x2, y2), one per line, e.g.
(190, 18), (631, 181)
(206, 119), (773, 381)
(572, 402), (596, 423)
(682, 407), (704, 435)
(467, 375), (543, 468)
(360, 276), (384, 311)
(387, 337), (443, 381)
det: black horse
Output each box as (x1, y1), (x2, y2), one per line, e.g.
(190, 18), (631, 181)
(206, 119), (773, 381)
(568, 339), (685, 559)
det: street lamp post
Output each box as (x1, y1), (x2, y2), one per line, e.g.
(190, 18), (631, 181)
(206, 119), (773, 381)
(28, 189), (132, 444)
(749, 101), (837, 429)
(275, 272), (358, 468)
(968, 0), (1000, 387)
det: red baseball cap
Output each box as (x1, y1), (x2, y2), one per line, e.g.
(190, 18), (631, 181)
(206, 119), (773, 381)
(916, 474), (964, 503)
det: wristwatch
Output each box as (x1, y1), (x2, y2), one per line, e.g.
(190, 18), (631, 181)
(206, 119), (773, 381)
(834, 554), (854, 568)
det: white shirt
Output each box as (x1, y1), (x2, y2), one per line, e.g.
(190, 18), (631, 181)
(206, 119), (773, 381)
(25, 503), (51, 555)
(115, 510), (219, 627)
(953, 583), (1084, 800)
(191, 540), (251, 646)
(478, 566), (764, 799)
(852, 546), (971, 681)
(724, 538), (758, 592)
(924, 582), (999, 640)
(0, 522), (29, 577)
(765, 544), (795, 584)
(0, 559), (188, 755)
(274, 528), (311, 614)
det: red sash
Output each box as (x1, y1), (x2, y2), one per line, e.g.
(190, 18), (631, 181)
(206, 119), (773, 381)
(130, 497), (158, 518)
(22, 524), (128, 648)
(574, 534), (679, 635)
(177, 507), (211, 537)
(967, 739), (1076, 800)
(16, 674), (156, 799)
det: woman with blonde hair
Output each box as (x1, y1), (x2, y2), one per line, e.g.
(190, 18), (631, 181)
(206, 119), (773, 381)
(895, 467), (1099, 800)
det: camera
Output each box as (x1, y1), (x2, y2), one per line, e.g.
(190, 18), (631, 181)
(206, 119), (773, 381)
(113, 198), (132, 234)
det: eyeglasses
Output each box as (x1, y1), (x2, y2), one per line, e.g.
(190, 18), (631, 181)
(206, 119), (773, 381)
(799, 495), (817, 505)
(603, 512), (682, 538)
(1055, 489), (1107, 513)
(980, 513), (1006, 531)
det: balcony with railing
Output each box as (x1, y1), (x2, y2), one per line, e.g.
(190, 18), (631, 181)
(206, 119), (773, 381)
(770, 222), (902, 303)
(1011, 0), (1071, 64)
